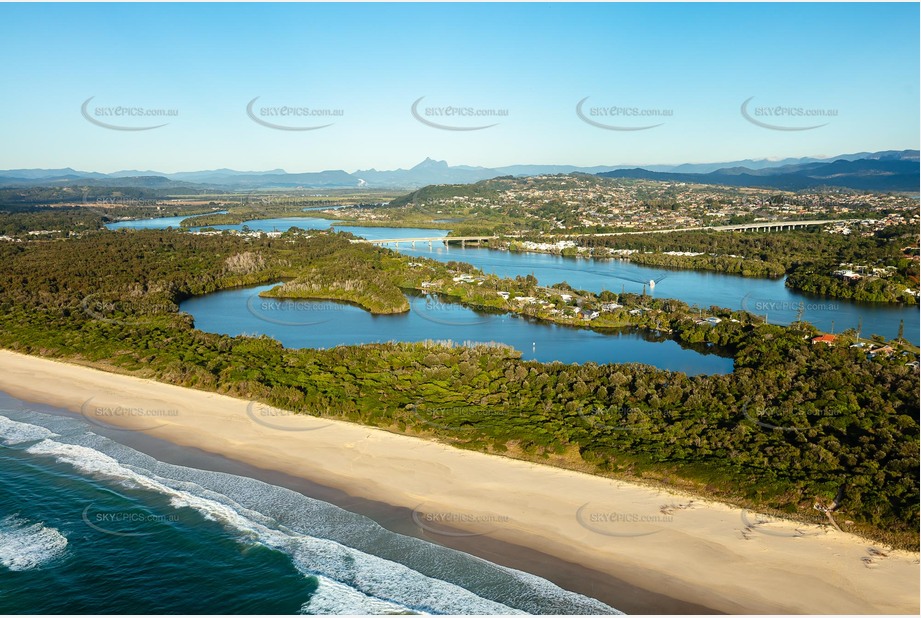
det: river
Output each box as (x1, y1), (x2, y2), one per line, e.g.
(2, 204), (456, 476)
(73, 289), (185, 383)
(108, 214), (919, 343)
(179, 284), (734, 375)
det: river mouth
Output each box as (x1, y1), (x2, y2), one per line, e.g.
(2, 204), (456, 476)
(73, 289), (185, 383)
(180, 283), (735, 376)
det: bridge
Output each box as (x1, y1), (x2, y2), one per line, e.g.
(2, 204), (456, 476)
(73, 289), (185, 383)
(351, 220), (839, 247)
(718, 219), (839, 232)
(579, 219), (840, 236)
(355, 235), (496, 248)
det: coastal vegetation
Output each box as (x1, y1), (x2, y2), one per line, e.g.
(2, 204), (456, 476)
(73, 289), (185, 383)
(0, 203), (221, 237)
(575, 229), (919, 303)
(0, 207), (107, 237)
(259, 245), (414, 314)
(4, 179), (916, 307)
(177, 191), (403, 228)
(585, 248), (786, 279)
(785, 268), (918, 304)
(0, 228), (917, 550)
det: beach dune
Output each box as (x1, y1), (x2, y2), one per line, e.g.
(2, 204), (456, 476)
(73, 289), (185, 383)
(0, 349), (917, 614)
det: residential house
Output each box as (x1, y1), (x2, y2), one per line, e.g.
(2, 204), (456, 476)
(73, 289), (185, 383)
(868, 345), (895, 357)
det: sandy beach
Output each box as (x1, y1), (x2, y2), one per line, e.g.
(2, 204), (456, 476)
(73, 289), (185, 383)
(1, 349), (918, 614)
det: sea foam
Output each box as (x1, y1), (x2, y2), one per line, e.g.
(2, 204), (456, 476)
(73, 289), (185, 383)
(0, 515), (68, 571)
(11, 406), (620, 614)
(0, 415), (58, 445)
(24, 439), (523, 614)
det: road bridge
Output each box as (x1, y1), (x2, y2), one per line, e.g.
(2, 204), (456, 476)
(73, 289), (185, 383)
(351, 220), (840, 246)
(355, 235), (497, 248)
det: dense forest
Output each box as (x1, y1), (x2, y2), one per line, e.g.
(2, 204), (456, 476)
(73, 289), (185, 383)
(0, 207), (106, 237)
(0, 229), (917, 549)
(0, 203), (223, 236)
(0, 186), (165, 206)
(576, 229), (919, 303)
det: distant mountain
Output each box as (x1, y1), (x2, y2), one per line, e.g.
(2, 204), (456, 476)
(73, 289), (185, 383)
(598, 150), (919, 193)
(652, 150), (919, 175)
(354, 158), (498, 187)
(357, 158), (690, 187)
(0, 168), (107, 180)
(0, 169), (360, 191)
(1, 150), (917, 192)
(492, 164), (626, 176)
(657, 157), (819, 175)
(169, 169), (357, 189)
(44, 176), (208, 191)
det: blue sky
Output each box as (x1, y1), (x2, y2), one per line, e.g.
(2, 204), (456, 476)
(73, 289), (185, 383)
(0, 2), (918, 172)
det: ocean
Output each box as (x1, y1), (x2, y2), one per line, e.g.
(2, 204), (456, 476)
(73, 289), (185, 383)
(0, 392), (621, 615)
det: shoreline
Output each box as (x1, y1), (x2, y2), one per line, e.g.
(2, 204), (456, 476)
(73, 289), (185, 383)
(10, 398), (707, 615)
(415, 238), (918, 309)
(0, 349), (918, 614)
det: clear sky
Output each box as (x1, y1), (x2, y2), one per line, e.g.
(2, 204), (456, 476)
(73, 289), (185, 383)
(0, 2), (918, 173)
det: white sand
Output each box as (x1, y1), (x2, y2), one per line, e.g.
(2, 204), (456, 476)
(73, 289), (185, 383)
(1, 349), (917, 613)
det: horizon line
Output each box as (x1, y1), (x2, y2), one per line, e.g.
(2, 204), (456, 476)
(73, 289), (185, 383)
(3, 147), (920, 177)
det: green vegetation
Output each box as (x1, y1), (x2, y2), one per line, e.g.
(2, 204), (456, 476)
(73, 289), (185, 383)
(259, 245), (415, 314)
(0, 185), (176, 206)
(0, 203), (223, 237)
(359, 178), (532, 235)
(786, 270), (917, 303)
(178, 191), (404, 227)
(0, 228), (917, 550)
(0, 207), (106, 237)
(0, 189), (236, 241)
(578, 229), (919, 303)
(614, 251), (785, 278)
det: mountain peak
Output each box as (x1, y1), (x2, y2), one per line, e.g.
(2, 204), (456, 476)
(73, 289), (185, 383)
(412, 157), (449, 170)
